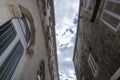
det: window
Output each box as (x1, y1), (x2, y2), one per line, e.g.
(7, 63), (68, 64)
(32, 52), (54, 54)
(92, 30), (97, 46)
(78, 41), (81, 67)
(37, 75), (41, 80)
(0, 20), (16, 56)
(88, 54), (98, 77)
(0, 41), (24, 80)
(101, 0), (120, 31)
(0, 18), (31, 80)
(37, 60), (45, 80)
(18, 17), (31, 43)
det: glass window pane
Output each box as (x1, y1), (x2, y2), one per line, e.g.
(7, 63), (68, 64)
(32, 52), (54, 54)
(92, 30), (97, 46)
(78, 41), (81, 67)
(19, 17), (31, 43)
(102, 12), (119, 28)
(105, 1), (120, 16)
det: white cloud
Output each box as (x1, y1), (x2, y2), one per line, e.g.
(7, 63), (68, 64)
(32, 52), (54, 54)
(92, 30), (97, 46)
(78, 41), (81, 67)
(57, 49), (61, 56)
(67, 42), (74, 47)
(72, 2), (80, 13)
(64, 57), (71, 61)
(54, 0), (79, 80)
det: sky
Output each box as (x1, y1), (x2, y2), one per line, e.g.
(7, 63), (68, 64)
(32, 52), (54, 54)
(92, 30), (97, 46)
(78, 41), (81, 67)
(54, 0), (79, 80)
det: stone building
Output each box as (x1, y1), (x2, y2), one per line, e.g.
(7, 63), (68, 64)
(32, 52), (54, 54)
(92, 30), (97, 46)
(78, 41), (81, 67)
(73, 0), (120, 80)
(0, 0), (59, 80)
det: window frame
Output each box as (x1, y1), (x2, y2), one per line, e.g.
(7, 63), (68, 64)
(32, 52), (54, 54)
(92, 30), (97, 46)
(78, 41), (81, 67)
(10, 18), (28, 80)
(88, 54), (98, 77)
(18, 17), (31, 44)
(37, 74), (41, 80)
(0, 18), (30, 79)
(0, 19), (26, 67)
(110, 68), (120, 80)
(0, 21), (17, 56)
(100, 0), (120, 31)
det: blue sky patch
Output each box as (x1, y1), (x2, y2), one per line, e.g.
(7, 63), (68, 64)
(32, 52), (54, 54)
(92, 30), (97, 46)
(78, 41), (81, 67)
(73, 18), (78, 24)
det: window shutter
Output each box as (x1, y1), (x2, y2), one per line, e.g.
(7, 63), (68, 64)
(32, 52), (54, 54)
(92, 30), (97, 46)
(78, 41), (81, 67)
(0, 41), (24, 80)
(0, 21), (16, 56)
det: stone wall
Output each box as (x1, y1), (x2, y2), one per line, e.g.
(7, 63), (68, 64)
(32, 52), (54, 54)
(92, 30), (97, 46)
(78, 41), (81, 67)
(73, 0), (120, 80)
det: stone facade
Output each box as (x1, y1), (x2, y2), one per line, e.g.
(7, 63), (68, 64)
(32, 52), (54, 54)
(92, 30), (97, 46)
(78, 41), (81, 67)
(73, 0), (120, 80)
(0, 0), (59, 80)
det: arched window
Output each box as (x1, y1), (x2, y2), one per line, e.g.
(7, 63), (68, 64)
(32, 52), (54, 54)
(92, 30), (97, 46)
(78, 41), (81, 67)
(0, 4), (35, 80)
(0, 17), (32, 80)
(37, 60), (45, 80)
(19, 5), (36, 55)
(18, 15), (31, 44)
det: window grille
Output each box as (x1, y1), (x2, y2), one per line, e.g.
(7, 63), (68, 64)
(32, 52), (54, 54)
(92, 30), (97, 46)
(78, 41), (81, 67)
(0, 41), (24, 80)
(0, 21), (16, 56)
